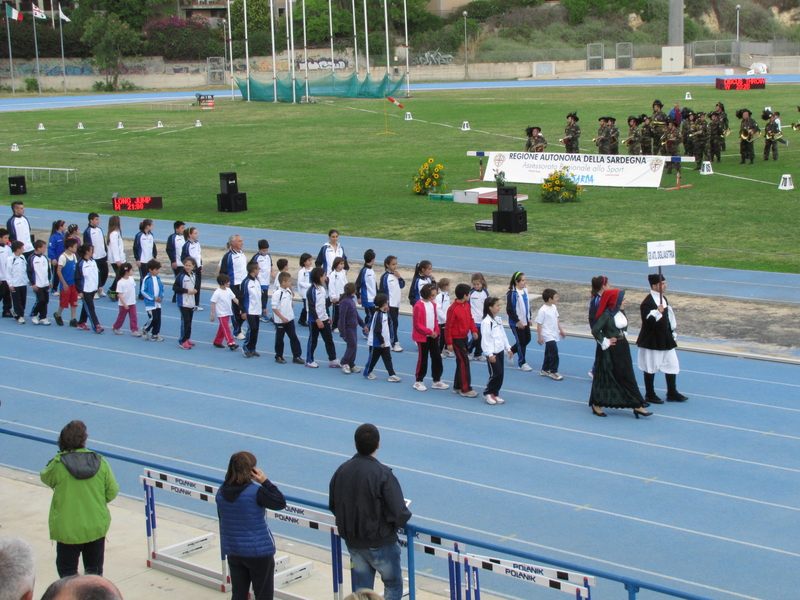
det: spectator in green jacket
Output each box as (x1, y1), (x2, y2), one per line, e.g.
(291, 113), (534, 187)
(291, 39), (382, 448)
(40, 421), (119, 578)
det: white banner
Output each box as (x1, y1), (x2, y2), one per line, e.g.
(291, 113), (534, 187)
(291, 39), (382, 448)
(480, 151), (666, 188)
(646, 240), (676, 267)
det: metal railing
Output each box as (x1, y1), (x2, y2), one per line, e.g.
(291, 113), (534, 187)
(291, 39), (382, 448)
(1, 165), (78, 183)
(1, 427), (715, 600)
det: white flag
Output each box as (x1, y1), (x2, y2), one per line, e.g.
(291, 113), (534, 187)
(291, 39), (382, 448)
(31, 3), (47, 19)
(58, 4), (70, 21)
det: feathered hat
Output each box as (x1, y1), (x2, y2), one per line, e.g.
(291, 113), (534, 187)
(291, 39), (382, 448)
(566, 112), (579, 122)
(716, 101), (726, 112)
(627, 115), (642, 126)
(761, 109), (773, 121)
(525, 126), (541, 136)
(736, 108), (751, 119)
(653, 99), (663, 108)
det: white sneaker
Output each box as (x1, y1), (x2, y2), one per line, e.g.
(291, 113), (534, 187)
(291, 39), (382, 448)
(141, 328), (149, 340)
(112, 328), (123, 335)
(484, 394), (497, 405)
(431, 381), (450, 390)
(31, 316), (40, 325)
(97, 288), (106, 297)
(17, 317), (25, 324)
(468, 355), (476, 361)
(193, 306), (204, 311)
(520, 363), (533, 372)
(392, 343), (403, 352)
(540, 370), (549, 377)
(548, 372), (564, 381)
(329, 359), (341, 368)
(506, 352), (515, 364)
(476, 355), (487, 362)
(341, 364), (352, 374)
(305, 361), (319, 368)
(366, 373), (377, 380)
(443, 350), (455, 358)
(459, 389), (478, 398)
(351, 365), (363, 373)
(413, 381), (427, 392)
(388, 375), (402, 382)
(235, 332), (246, 340)
(151, 335), (165, 342)
(40, 318), (51, 326)
(494, 395), (505, 404)
(131, 331), (142, 337)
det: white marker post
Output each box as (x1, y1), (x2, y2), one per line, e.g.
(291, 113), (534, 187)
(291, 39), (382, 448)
(646, 240), (676, 306)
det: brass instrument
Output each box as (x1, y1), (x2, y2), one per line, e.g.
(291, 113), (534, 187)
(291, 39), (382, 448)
(740, 129), (761, 142)
(592, 137), (602, 146)
(609, 136), (618, 145)
(766, 130), (783, 141)
(624, 137), (634, 147)
(533, 145), (546, 152)
(793, 122), (800, 131)
(722, 127), (731, 137)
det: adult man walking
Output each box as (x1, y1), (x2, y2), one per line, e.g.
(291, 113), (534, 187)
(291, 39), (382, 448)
(636, 274), (688, 404)
(219, 234), (248, 339)
(329, 424), (411, 600)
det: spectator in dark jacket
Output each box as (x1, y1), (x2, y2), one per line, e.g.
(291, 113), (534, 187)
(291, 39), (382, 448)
(216, 451), (286, 600)
(329, 424), (412, 600)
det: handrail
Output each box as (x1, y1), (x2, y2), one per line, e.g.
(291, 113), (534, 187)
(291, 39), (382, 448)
(1, 427), (714, 600)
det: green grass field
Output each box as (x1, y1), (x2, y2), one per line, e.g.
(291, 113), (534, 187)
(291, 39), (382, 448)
(3, 82), (798, 273)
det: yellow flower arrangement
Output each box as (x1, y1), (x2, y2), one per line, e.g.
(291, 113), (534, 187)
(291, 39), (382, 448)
(541, 167), (581, 203)
(412, 158), (447, 195)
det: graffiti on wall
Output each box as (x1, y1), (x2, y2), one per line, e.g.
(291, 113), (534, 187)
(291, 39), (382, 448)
(295, 57), (349, 70)
(413, 50), (454, 66)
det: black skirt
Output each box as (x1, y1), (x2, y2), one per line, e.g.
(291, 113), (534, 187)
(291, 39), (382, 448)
(589, 337), (645, 409)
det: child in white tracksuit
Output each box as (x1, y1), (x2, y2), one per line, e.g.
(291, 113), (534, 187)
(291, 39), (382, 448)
(481, 297), (512, 406)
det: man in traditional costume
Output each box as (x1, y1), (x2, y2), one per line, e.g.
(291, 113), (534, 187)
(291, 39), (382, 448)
(636, 274), (688, 405)
(563, 112), (581, 153)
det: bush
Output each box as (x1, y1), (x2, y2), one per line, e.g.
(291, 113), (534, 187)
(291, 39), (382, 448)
(24, 78), (38, 92)
(92, 81), (105, 91)
(144, 15), (224, 61)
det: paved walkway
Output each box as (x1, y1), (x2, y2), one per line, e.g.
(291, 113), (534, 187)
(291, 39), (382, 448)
(11, 208), (800, 305)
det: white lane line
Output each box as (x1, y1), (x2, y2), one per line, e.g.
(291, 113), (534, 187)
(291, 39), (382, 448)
(2, 353), (800, 513)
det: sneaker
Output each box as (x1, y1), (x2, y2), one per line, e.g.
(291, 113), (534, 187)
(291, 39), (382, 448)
(341, 364), (351, 374)
(520, 363), (533, 372)
(69, 319), (78, 328)
(242, 349), (254, 358)
(506, 352), (515, 365)
(31, 316), (40, 325)
(484, 394), (497, 405)
(52, 291), (60, 297)
(351, 365), (363, 373)
(187, 340), (195, 347)
(444, 350), (455, 358)
(214, 343), (225, 348)
(365, 373), (377, 380)
(392, 343), (403, 352)
(141, 328), (149, 340)
(2, 311), (13, 318)
(180, 341), (192, 349)
(292, 357), (305, 364)
(459, 389), (478, 398)
(94, 326), (104, 334)
(112, 328), (124, 335)
(548, 372), (564, 381)
(588, 370), (594, 379)
(332, 327), (339, 333)
(468, 355), (476, 361)
(131, 331), (142, 337)
(275, 356), (287, 364)
(413, 381), (427, 392)
(40, 319), (51, 326)
(107, 292), (117, 302)
(388, 375), (402, 383)
(235, 332), (246, 340)
(97, 288), (106, 297)
(228, 343), (239, 350)
(540, 370), (549, 377)
(431, 381), (450, 390)
(193, 306), (204, 311)
(494, 395), (506, 404)
(251, 351), (261, 357)
(151, 335), (165, 342)
(16, 317), (25, 324)
(329, 359), (341, 368)
(76, 323), (90, 330)
(260, 317), (270, 323)
(476, 355), (487, 362)
(305, 361), (319, 368)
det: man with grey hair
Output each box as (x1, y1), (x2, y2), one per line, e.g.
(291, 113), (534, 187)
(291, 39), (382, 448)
(0, 535), (36, 600)
(219, 234), (248, 339)
(39, 575), (122, 600)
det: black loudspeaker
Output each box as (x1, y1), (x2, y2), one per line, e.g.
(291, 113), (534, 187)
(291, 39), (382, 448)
(493, 208), (527, 233)
(497, 185), (517, 212)
(217, 192), (248, 213)
(9, 176), (26, 195)
(220, 172), (238, 195)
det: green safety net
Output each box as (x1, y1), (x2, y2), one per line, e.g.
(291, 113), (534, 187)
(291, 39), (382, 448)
(236, 71), (406, 102)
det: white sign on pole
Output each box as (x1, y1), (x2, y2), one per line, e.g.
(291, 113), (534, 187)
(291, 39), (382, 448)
(646, 240), (676, 267)
(479, 151), (665, 188)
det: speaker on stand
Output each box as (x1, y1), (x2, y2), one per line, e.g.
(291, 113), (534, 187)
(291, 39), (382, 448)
(217, 172), (247, 212)
(492, 185), (527, 233)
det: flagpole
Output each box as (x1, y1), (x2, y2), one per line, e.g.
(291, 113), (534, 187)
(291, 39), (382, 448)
(301, 0), (308, 101)
(6, 16), (14, 95)
(268, 0), (277, 103)
(32, 13), (42, 94)
(362, 0), (369, 76)
(58, 4), (66, 93)
(50, 0), (54, 28)
(350, 0), (358, 78)
(243, 0), (250, 102)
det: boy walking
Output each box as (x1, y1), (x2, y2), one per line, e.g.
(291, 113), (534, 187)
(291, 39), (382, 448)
(53, 238), (79, 327)
(364, 294), (401, 382)
(271, 271), (303, 364)
(0, 228), (12, 317)
(27, 240), (52, 325)
(242, 262), (262, 357)
(536, 288), (566, 380)
(445, 284), (478, 397)
(210, 273), (240, 350)
(7, 241), (28, 323)
(140, 260), (165, 341)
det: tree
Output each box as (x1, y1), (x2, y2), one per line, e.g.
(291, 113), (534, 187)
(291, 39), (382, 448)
(81, 13), (143, 90)
(71, 0), (175, 31)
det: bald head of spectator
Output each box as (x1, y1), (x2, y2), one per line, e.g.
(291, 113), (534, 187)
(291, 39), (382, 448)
(0, 535), (35, 600)
(39, 575), (122, 600)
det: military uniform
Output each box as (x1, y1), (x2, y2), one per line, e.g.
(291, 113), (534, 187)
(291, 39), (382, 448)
(661, 124), (683, 174)
(651, 101), (668, 156)
(709, 117), (724, 163)
(691, 115), (710, 169)
(681, 117), (694, 157)
(764, 120), (780, 161)
(625, 116), (643, 155)
(526, 133), (547, 152)
(738, 110), (760, 164)
(563, 112), (581, 153)
(641, 119), (653, 155)
(596, 119), (609, 154)
(713, 103), (729, 151)
(608, 119), (620, 155)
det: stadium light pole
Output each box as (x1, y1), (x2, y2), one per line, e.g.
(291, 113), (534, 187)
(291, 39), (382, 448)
(463, 11), (468, 80)
(226, 0), (235, 100)
(735, 5), (740, 42)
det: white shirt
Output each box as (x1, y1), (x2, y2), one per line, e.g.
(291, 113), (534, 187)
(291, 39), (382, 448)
(255, 253), (272, 287)
(297, 267), (312, 301)
(7, 254), (27, 287)
(87, 226), (106, 259)
(10, 217), (33, 253)
(0, 244), (10, 281)
(383, 272), (403, 308)
(535, 303), (560, 342)
(211, 287), (236, 318)
(116, 277), (137, 306)
(329, 269), (348, 301)
(138, 232), (155, 263)
(78, 259), (99, 293)
(435, 291), (450, 324)
(647, 290), (677, 331)
(470, 288), (488, 323)
(271, 286), (295, 323)
(107, 230), (125, 264)
(481, 315), (511, 356)
(423, 300), (435, 332)
(185, 240), (202, 268)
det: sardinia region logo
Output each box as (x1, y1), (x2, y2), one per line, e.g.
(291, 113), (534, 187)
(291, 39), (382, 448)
(494, 153), (506, 169)
(649, 158), (663, 172)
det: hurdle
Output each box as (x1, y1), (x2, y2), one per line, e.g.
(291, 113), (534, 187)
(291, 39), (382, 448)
(400, 530), (594, 600)
(141, 468), (338, 599)
(196, 93), (216, 111)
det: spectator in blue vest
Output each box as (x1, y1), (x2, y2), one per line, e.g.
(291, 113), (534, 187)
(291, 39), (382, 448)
(216, 451), (286, 600)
